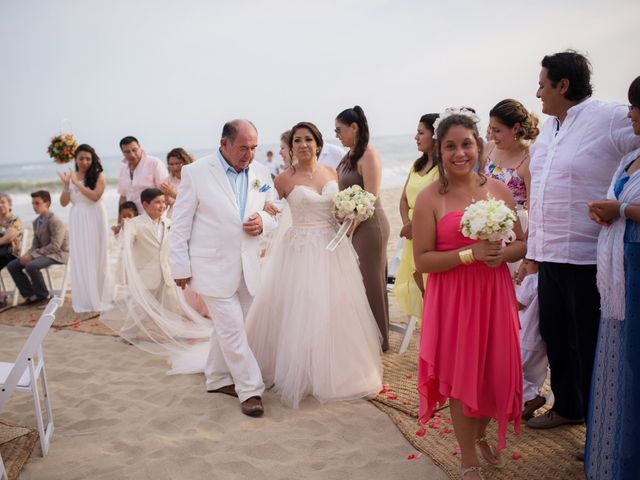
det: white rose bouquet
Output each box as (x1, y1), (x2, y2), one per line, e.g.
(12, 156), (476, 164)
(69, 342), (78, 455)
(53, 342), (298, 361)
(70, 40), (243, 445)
(460, 196), (517, 242)
(326, 185), (376, 251)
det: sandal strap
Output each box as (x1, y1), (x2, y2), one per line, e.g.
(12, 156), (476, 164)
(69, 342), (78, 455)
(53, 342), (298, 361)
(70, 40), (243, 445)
(460, 465), (484, 478)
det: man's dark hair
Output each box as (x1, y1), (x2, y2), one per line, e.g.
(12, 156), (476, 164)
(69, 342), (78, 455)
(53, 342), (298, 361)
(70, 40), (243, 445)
(140, 188), (163, 205)
(119, 136), (139, 149)
(541, 50), (593, 101)
(31, 190), (51, 205)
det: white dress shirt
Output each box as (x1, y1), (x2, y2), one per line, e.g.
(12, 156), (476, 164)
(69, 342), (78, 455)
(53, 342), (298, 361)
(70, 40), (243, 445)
(318, 143), (346, 169)
(527, 99), (640, 264)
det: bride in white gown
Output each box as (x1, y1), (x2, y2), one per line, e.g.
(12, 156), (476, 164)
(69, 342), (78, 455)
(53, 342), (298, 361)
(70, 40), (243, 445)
(246, 122), (382, 408)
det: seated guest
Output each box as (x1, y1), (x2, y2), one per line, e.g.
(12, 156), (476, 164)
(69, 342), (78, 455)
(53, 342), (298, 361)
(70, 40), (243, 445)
(0, 192), (23, 308)
(111, 201), (139, 237)
(8, 190), (69, 306)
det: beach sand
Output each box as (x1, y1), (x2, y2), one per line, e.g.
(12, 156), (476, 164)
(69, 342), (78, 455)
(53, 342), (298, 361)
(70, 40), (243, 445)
(0, 187), (451, 480)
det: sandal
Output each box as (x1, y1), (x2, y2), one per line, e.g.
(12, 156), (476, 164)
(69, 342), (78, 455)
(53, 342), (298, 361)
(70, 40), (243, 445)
(476, 435), (505, 468)
(460, 464), (485, 479)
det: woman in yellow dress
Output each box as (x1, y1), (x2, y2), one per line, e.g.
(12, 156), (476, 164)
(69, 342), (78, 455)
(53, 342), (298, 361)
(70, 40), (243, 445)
(393, 114), (439, 318)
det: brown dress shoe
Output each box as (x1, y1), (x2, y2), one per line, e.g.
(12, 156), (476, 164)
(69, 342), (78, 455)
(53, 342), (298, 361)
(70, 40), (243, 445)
(207, 384), (238, 397)
(522, 395), (546, 421)
(527, 409), (584, 429)
(241, 396), (264, 417)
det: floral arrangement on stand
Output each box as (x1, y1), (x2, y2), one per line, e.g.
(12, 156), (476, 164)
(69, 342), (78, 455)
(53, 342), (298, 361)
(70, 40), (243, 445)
(47, 133), (78, 164)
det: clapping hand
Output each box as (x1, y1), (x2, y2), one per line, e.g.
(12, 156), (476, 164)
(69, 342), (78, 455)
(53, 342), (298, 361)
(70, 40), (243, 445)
(243, 213), (263, 236)
(160, 182), (177, 199)
(57, 170), (70, 190)
(471, 240), (505, 268)
(69, 169), (80, 186)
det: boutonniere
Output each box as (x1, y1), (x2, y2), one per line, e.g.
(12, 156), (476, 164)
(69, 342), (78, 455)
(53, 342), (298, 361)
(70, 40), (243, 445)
(253, 179), (271, 192)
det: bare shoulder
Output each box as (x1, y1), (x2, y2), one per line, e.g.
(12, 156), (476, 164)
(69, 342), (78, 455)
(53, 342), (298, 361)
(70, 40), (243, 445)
(319, 163), (338, 180)
(274, 169), (295, 196)
(416, 181), (441, 206)
(485, 177), (515, 204)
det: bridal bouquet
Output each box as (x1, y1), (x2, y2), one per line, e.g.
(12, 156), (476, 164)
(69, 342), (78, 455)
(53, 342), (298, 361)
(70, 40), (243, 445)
(327, 185), (376, 251)
(460, 196), (517, 242)
(47, 133), (78, 164)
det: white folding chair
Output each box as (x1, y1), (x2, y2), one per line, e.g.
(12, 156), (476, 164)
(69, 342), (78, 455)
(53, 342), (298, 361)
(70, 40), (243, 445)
(43, 261), (70, 307)
(390, 316), (417, 354)
(0, 297), (61, 457)
(0, 229), (30, 307)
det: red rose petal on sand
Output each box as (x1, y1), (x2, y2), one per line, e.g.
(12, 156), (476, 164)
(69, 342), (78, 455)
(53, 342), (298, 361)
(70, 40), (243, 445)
(511, 454), (523, 460)
(415, 428), (426, 437)
(387, 394), (398, 400)
(407, 454), (416, 460)
(443, 418), (451, 423)
(442, 428), (453, 434)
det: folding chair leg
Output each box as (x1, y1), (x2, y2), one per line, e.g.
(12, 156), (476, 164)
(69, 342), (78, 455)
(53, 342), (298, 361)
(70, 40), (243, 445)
(398, 316), (417, 354)
(0, 452), (7, 480)
(40, 364), (55, 444)
(30, 373), (51, 456)
(58, 266), (69, 306)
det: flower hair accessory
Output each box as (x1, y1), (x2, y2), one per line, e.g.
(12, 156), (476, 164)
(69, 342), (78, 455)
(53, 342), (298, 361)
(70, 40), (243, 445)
(432, 107), (481, 139)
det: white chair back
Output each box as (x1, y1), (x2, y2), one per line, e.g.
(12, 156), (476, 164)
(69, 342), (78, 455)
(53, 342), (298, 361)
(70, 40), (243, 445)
(0, 296), (60, 411)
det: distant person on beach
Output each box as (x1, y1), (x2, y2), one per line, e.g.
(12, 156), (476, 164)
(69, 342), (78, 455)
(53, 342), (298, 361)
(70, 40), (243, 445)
(264, 150), (282, 178)
(117, 136), (168, 213)
(526, 51), (640, 435)
(393, 113), (440, 319)
(336, 105), (391, 351)
(58, 144), (110, 313)
(111, 201), (139, 237)
(160, 147), (194, 218)
(0, 192), (24, 308)
(317, 142), (346, 169)
(7, 190), (69, 307)
(169, 119), (278, 418)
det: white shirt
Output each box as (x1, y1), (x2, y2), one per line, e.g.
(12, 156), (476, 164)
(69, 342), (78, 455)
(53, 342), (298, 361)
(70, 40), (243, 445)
(527, 99), (640, 264)
(318, 143), (346, 169)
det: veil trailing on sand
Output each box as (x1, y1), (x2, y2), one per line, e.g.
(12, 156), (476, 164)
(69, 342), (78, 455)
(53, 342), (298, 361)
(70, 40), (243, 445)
(99, 223), (212, 375)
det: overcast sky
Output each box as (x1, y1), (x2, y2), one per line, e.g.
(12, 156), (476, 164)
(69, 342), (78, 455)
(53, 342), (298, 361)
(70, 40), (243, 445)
(0, 0), (637, 164)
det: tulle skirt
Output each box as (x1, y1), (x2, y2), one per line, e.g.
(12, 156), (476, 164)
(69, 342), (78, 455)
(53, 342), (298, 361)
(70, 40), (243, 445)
(246, 222), (383, 408)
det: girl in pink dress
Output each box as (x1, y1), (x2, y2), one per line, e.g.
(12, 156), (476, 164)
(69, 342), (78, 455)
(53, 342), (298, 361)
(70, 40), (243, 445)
(412, 112), (526, 479)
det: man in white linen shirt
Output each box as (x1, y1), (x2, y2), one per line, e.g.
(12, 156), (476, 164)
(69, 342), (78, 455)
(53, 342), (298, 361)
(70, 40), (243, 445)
(117, 136), (168, 212)
(318, 142), (346, 169)
(526, 51), (640, 430)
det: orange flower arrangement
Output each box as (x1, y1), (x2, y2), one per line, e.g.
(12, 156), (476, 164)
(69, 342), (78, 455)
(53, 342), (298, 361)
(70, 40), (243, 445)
(47, 133), (78, 164)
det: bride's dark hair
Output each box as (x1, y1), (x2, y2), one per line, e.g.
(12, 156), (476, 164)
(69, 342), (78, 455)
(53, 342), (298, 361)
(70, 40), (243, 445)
(287, 121), (324, 171)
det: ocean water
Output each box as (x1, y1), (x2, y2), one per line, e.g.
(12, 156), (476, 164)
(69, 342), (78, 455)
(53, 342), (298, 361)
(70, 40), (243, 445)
(1, 135), (419, 223)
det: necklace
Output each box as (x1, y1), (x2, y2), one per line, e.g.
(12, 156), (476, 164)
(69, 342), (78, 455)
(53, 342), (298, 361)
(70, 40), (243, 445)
(298, 167), (318, 180)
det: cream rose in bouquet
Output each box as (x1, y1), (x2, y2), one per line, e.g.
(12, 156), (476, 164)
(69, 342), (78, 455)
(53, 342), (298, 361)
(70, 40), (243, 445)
(460, 196), (517, 242)
(326, 185), (376, 251)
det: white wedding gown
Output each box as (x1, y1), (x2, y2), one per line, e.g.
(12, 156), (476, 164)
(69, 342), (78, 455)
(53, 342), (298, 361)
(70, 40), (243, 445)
(246, 180), (383, 408)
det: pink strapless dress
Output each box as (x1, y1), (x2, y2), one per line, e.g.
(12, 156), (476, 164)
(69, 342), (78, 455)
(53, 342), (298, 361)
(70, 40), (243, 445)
(417, 211), (522, 450)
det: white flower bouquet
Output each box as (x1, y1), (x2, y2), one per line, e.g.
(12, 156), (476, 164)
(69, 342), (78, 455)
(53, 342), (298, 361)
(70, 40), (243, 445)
(460, 196), (517, 242)
(327, 185), (376, 251)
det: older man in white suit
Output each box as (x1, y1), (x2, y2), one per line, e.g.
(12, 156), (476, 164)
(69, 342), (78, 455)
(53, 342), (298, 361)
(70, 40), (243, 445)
(169, 120), (277, 417)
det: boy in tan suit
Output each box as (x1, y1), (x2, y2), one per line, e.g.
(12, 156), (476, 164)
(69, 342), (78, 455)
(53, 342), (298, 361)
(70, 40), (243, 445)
(8, 190), (69, 306)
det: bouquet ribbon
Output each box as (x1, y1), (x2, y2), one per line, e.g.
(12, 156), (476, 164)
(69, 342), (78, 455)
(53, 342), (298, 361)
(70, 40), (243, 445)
(326, 218), (353, 251)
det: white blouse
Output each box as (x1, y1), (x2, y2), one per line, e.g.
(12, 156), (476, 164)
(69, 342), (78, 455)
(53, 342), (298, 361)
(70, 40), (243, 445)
(527, 99), (640, 264)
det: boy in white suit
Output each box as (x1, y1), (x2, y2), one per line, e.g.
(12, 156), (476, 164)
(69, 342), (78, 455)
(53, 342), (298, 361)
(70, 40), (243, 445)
(169, 120), (277, 417)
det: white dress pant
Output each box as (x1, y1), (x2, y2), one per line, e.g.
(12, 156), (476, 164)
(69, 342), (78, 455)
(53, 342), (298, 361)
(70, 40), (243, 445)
(201, 275), (265, 402)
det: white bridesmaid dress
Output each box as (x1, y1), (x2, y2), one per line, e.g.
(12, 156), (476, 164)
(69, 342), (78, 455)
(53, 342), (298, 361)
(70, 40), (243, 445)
(68, 181), (110, 312)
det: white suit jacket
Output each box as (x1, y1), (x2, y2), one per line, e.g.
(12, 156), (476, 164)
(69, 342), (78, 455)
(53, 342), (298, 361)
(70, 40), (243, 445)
(128, 213), (173, 291)
(169, 153), (277, 298)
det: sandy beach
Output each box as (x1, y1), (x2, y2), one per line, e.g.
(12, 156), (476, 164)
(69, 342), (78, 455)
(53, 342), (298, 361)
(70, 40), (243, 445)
(1, 187), (453, 479)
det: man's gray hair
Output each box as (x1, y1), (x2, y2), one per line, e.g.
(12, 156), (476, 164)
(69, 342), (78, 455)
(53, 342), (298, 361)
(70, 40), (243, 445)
(221, 119), (258, 143)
